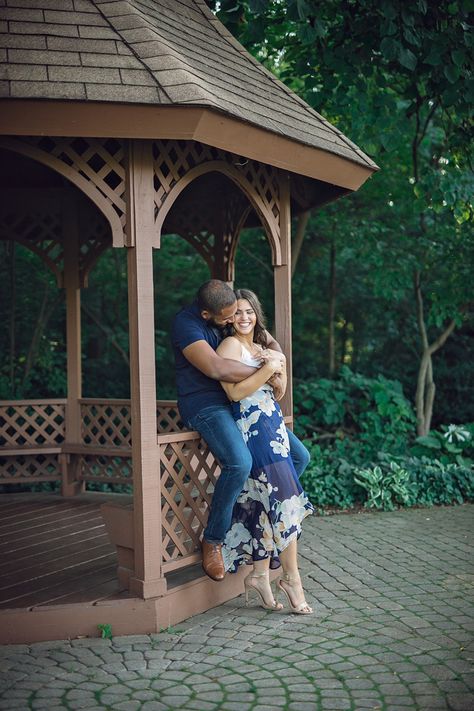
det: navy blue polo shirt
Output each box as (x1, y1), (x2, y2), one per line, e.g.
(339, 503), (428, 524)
(171, 301), (229, 423)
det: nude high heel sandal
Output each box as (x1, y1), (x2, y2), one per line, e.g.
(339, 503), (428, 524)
(244, 571), (283, 611)
(277, 573), (313, 614)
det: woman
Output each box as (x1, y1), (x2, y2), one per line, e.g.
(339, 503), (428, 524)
(216, 289), (314, 615)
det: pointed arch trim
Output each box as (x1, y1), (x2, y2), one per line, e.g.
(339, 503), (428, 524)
(154, 160), (282, 265)
(0, 137), (125, 248)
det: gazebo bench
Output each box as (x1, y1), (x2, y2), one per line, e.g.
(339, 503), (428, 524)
(0, 445), (63, 457)
(0, 443), (132, 495)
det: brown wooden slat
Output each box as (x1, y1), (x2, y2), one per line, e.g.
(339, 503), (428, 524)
(0, 506), (105, 540)
(0, 543), (115, 591)
(0, 499), (95, 527)
(0, 516), (106, 552)
(0, 528), (110, 567)
(0, 553), (117, 604)
(0, 536), (112, 575)
(38, 574), (121, 606)
(0, 562), (119, 609)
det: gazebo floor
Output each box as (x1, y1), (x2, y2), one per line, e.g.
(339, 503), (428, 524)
(0, 492), (245, 645)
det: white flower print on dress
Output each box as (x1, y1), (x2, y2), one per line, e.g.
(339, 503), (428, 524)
(277, 494), (310, 530)
(235, 409), (261, 442)
(224, 521), (252, 549)
(241, 387), (276, 417)
(270, 422), (290, 457)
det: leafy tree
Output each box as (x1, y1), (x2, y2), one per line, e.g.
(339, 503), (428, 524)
(209, 0), (474, 432)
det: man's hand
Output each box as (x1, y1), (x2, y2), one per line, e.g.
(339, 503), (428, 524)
(267, 373), (285, 400)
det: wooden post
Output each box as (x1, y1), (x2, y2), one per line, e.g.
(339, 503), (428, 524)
(61, 195), (84, 496)
(126, 139), (166, 599)
(274, 172), (293, 418)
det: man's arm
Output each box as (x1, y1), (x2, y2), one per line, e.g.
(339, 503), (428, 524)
(264, 330), (283, 353)
(182, 340), (258, 382)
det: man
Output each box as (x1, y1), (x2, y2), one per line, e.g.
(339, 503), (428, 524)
(171, 280), (310, 581)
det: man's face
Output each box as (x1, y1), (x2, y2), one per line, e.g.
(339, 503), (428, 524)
(201, 302), (237, 328)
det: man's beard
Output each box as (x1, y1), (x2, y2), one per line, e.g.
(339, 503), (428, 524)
(208, 318), (233, 338)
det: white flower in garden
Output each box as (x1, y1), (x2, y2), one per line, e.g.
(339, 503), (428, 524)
(444, 424), (471, 443)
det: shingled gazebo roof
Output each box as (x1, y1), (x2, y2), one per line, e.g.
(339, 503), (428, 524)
(0, 0), (378, 183)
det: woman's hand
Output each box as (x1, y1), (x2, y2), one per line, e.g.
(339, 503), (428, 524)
(261, 349), (285, 372)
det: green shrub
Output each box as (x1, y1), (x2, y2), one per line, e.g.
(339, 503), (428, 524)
(401, 456), (474, 506)
(294, 367), (415, 457)
(354, 460), (411, 511)
(300, 442), (364, 510)
(409, 423), (474, 466)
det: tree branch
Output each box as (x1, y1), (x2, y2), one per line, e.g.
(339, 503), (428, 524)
(82, 304), (130, 367)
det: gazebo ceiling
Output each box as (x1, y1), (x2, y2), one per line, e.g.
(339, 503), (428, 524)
(0, 0), (378, 197)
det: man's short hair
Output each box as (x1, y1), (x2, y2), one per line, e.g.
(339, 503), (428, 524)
(197, 280), (236, 314)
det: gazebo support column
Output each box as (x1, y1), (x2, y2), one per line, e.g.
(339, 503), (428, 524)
(274, 173), (293, 417)
(126, 140), (166, 599)
(62, 196), (84, 496)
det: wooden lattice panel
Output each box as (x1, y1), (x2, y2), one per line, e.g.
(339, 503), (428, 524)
(0, 453), (60, 482)
(79, 454), (132, 484)
(0, 210), (63, 282)
(81, 401), (132, 447)
(0, 401), (66, 447)
(157, 402), (185, 433)
(160, 434), (221, 572)
(25, 136), (127, 229)
(153, 140), (281, 258)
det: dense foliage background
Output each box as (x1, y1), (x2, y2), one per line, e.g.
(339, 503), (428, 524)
(1, 0), (473, 508)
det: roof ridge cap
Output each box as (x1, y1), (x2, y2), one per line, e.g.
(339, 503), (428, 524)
(94, 0), (174, 103)
(193, 0), (376, 170)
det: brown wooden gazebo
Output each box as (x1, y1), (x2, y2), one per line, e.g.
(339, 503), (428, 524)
(0, 0), (377, 643)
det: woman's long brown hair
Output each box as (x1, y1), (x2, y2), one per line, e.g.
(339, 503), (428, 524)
(233, 288), (268, 347)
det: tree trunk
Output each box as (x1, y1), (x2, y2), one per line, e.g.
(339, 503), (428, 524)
(414, 271), (456, 435)
(22, 286), (60, 389)
(291, 210), (310, 277)
(82, 303), (130, 367)
(328, 239), (337, 376)
(8, 242), (16, 395)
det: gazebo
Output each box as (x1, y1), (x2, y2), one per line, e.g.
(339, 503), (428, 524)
(0, 0), (378, 643)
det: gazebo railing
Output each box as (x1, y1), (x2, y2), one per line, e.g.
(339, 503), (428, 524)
(0, 399), (66, 483)
(159, 430), (220, 573)
(0, 396), (221, 584)
(0, 398), (186, 486)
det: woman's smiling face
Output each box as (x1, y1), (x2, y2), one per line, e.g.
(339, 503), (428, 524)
(233, 299), (257, 337)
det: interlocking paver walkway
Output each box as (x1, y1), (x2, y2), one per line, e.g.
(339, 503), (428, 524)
(1, 504), (473, 710)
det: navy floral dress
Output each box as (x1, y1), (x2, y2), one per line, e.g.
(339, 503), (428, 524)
(222, 346), (314, 573)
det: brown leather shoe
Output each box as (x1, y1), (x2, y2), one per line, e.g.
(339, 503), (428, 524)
(201, 540), (225, 581)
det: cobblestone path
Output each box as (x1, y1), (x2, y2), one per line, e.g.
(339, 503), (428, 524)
(1, 505), (473, 710)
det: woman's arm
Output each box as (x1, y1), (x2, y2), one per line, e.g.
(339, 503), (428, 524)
(216, 337), (282, 402)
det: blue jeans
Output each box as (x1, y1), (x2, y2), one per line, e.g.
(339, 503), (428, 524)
(187, 404), (310, 544)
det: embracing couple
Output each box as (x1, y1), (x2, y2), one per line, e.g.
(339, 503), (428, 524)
(172, 280), (314, 614)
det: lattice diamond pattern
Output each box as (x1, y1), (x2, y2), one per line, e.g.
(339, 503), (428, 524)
(157, 404), (185, 433)
(160, 438), (221, 566)
(153, 140), (280, 247)
(26, 136), (126, 227)
(81, 404), (131, 447)
(0, 403), (65, 447)
(80, 454), (132, 483)
(0, 211), (63, 281)
(0, 453), (60, 480)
